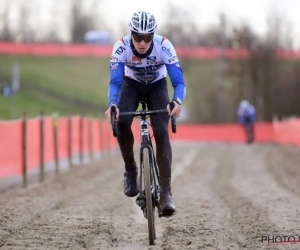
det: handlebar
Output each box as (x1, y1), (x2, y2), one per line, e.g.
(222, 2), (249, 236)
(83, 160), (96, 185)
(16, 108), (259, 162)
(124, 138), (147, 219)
(110, 102), (177, 137)
(119, 109), (168, 117)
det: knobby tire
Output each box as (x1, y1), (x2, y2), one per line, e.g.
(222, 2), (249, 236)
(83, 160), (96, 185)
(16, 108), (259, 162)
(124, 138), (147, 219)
(143, 148), (156, 245)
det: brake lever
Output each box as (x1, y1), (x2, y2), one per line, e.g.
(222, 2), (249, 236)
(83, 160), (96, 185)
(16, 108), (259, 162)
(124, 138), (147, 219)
(169, 102), (177, 133)
(110, 106), (118, 137)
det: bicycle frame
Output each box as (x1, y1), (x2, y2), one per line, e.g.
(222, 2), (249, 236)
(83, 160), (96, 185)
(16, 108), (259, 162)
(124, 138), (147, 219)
(137, 100), (160, 215)
(110, 99), (176, 245)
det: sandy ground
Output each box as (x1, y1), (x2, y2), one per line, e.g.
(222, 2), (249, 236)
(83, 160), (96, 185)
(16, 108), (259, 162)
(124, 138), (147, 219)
(1, 142), (300, 250)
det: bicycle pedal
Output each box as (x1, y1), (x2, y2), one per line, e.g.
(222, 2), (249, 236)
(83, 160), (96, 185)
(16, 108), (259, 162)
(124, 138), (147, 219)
(159, 210), (176, 218)
(143, 210), (148, 219)
(136, 195), (146, 208)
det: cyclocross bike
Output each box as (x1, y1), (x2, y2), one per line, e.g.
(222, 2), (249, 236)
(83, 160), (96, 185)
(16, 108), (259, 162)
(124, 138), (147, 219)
(244, 116), (254, 144)
(110, 97), (176, 245)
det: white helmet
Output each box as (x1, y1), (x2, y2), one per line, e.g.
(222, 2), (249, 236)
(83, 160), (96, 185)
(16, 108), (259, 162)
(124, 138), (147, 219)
(128, 11), (158, 34)
(239, 100), (250, 109)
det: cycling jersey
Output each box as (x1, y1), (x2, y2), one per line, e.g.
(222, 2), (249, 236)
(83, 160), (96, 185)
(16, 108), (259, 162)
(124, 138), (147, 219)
(237, 105), (256, 124)
(108, 34), (186, 106)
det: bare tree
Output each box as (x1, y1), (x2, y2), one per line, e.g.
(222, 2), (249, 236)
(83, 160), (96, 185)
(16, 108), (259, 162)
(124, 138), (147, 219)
(0, 0), (13, 41)
(229, 7), (300, 121)
(159, 4), (202, 46)
(17, 2), (38, 42)
(69, 0), (101, 43)
(42, 29), (61, 43)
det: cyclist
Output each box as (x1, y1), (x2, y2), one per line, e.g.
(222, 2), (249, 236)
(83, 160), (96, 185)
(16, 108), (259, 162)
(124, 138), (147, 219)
(105, 10), (186, 217)
(237, 100), (256, 143)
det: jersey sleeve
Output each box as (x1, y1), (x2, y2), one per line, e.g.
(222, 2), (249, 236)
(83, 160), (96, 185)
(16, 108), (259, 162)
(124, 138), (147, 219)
(108, 39), (126, 106)
(250, 106), (256, 121)
(161, 38), (186, 104)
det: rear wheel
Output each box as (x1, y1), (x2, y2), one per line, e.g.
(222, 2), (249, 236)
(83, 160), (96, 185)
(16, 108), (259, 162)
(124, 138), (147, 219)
(143, 148), (155, 245)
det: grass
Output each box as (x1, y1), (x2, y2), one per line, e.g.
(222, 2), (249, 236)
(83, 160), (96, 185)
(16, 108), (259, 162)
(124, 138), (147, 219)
(0, 55), (227, 121)
(0, 55), (111, 120)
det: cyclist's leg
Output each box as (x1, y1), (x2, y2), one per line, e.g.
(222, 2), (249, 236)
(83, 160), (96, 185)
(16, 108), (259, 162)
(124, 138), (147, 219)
(117, 77), (140, 197)
(242, 123), (249, 143)
(147, 78), (175, 216)
(250, 123), (255, 143)
(244, 122), (253, 144)
(147, 78), (171, 177)
(117, 77), (140, 169)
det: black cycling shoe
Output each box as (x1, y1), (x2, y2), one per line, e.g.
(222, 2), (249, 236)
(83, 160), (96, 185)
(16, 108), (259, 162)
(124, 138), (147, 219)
(160, 192), (176, 217)
(124, 170), (138, 197)
(159, 177), (176, 217)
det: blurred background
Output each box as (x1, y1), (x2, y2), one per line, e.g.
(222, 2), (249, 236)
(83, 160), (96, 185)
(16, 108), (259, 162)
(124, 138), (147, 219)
(0, 0), (300, 123)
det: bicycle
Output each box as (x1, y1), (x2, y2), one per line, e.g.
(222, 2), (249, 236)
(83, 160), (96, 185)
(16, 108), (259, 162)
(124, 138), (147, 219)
(110, 97), (176, 245)
(245, 123), (254, 144)
(243, 117), (254, 144)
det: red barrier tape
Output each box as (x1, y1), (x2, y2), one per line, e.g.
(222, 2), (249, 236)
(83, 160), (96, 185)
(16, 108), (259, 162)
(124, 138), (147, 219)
(0, 120), (22, 178)
(1, 42), (300, 59)
(273, 119), (300, 146)
(0, 117), (299, 179)
(168, 122), (274, 142)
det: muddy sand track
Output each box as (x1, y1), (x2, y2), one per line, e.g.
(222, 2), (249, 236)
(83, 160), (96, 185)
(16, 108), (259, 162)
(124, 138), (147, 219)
(1, 143), (300, 250)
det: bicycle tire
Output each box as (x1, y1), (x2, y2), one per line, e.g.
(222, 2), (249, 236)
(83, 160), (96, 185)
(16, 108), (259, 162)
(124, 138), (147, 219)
(143, 147), (155, 245)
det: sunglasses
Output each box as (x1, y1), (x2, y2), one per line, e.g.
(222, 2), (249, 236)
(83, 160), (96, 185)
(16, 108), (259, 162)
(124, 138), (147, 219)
(132, 34), (154, 43)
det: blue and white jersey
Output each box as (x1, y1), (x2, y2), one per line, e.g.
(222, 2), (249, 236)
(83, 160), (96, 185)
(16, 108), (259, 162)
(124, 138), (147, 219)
(237, 104), (256, 124)
(108, 34), (186, 106)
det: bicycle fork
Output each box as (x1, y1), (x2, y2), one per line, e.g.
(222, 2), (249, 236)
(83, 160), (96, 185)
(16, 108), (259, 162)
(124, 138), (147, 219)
(136, 120), (160, 218)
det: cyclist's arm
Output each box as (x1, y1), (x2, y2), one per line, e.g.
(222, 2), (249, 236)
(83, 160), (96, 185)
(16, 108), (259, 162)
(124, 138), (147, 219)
(238, 115), (245, 124)
(237, 108), (245, 124)
(250, 106), (256, 122)
(161, 39), (186, 105)
(108, 39), (126, 107)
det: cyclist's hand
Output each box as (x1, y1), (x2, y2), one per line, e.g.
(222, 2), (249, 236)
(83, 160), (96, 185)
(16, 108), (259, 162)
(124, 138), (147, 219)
(167, 102), (181, 118)
(105, 105), (119, 123)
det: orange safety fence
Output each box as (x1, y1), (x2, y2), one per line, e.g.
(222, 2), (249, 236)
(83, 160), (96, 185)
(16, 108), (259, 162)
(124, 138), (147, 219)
(273, 118), (300, 146)
(0, 116), (118, 178)
(26, 118), (42, 171)
(169, 122), (274, 142)
(0, 120), (22, 178)
(1, 117), (300, 179)
(57, 118), (69, 160)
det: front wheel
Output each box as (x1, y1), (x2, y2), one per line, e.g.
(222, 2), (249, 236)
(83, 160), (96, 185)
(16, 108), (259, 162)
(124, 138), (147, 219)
(245, 124), (253, 143)
(143, 147), (156, 245)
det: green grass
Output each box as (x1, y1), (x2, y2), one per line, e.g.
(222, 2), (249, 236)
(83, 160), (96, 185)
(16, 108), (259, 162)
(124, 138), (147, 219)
(0, 55), (111, 120)
(0, 55), (240, 122)
(1, 53), (299, 122)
